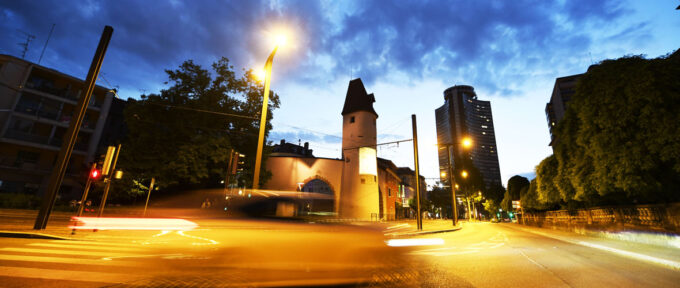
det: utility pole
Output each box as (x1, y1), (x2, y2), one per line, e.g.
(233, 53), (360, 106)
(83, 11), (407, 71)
(143, 177), (155, 217)
(224, 149), (234, 197)
(97, 143), (120, 218)
(34, 26), (113, 230)
(412, 114), (422, 230)
(447, 146), (458, 226)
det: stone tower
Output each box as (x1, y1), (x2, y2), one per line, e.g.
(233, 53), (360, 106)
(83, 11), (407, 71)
(340, 78), (379, 219)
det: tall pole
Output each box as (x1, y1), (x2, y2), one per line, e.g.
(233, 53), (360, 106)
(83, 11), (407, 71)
(411, 114), (422, 230)
(253, 47), (278, 190)
(97, 144), (120, 218)
(224, 149), (234, 196)
(34, 26), (113, 230)
(76, 163), (97, 217)
(447, 146), (457, 226)
(143, 177), (155, 217)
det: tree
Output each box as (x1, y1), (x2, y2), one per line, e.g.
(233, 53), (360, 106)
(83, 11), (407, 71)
(119, 57), (280, 194)
(428, 186), (452, 218)
(507, 175), (529, 201)
(520, 179), (545, 211)
(535, 155), (561, 205)
(543, 49), (680, 206)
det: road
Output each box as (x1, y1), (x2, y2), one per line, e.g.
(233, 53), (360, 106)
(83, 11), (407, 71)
(0, 215), (678, 287)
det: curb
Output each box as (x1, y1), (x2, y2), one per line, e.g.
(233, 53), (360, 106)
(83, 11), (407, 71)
(0, 231), (71, 240)
(388, 226), (462, 237)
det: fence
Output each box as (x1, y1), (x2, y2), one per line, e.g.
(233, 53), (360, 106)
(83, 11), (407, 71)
(521, 203), (680, 233)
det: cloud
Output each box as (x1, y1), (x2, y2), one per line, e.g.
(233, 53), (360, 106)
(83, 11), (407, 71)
(0, 0), (639, 98)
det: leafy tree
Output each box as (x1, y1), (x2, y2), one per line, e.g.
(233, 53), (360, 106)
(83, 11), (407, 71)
(546, 49), (680, 206)
(428, 186), (453, 217)
(520, 179), (545, 211)
(535, 155), (561, 205)
(483, 199), (500, 216)
(118, 57), (280, 194)
(500, 189), (512, 212)
(507, 175), (529, 201)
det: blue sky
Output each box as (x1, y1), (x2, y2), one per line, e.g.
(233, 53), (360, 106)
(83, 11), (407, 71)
(1, 0), (678, 186)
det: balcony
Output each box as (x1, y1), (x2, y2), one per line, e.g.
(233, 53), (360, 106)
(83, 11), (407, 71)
(3, 130), (88, 152)
(14, 103), (60, 121)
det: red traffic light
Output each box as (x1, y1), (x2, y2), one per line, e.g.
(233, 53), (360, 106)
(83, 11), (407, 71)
(91, 169), (101, 179)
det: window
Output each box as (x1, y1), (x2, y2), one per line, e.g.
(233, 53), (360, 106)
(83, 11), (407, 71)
(388, 188), (392, 197)
(16, 151), (40, 164)
(350, 116), (355, 123)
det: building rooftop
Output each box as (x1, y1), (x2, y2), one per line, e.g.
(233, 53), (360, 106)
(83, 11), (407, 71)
(341, 78), (378, 118)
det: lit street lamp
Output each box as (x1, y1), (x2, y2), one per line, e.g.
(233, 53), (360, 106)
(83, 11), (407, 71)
(440, 136), (473, 227)
(252, 34), (287, 190)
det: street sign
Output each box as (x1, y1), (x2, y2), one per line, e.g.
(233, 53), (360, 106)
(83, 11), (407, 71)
(512, 200), (521, 209)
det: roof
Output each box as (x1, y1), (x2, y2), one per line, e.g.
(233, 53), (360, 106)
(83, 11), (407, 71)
(341, 78), (378, 118)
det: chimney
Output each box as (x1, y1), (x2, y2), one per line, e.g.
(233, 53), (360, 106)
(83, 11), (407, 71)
(280, 139), (285, 145)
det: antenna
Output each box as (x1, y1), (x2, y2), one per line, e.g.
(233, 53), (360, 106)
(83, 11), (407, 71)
(38, 24), (56, 64)
(17, 29), (36, 59)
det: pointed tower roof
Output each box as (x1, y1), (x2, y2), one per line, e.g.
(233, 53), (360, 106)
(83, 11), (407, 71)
(341, 78), (378, 118)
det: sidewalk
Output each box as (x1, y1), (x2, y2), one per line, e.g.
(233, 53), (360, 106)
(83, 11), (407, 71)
(382, 219), (464, 237)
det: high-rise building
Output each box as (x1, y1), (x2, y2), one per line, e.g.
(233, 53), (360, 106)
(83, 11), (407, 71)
(435, 85), (502, 190)
(0, 54), (115, 198)
(545, 73), (582, 147)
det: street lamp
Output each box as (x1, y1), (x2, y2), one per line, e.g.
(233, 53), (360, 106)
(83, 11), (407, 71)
(439, 136), (473, 227)
(461, 170), (468, 178)
(252, 34), (287, 190)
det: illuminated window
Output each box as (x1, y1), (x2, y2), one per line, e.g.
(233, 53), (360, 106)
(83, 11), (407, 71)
(359, 147), (377, 175)
(481, 125), (488, 128)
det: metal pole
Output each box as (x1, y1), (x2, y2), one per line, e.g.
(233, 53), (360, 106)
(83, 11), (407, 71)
(253, 47), (278, 190)
(34, 25), (113, 230)
(447, 146), (457, 227)
(411, 114), (422, 231)
(97, 144), (120, 218)
(224, 149), (234, 196)
(76, 163), (97, 217)
(143, 177), (155, 217)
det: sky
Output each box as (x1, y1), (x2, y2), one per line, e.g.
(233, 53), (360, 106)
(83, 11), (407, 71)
(1, 0), (678, 187)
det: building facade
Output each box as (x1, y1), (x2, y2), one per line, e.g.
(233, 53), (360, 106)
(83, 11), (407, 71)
(263, 78), (423, 220)
(545, 73), (582, 147)
(0, 54), (114, 199)
(435, 85), (502, 190)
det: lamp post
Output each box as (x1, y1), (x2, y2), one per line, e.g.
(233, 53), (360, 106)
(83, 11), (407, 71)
(441, 136), (472, 227)
(253, 35), (286, 190)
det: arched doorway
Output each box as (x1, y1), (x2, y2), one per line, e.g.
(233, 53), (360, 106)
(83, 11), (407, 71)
(301, 178), (335, 214)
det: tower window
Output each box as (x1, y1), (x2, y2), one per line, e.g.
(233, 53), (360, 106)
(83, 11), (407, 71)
(350, 116), (355, 123)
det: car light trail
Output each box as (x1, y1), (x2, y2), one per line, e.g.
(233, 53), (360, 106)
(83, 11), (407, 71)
(69, 217), (198, 231)
(386, 238), (444, 247)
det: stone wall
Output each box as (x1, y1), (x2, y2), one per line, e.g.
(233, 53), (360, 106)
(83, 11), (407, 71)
(521, 203), (680, 234)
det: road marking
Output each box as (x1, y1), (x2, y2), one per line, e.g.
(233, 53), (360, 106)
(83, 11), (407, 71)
(0, 265), (143, 283)
(28, 243), (146, 252)
(0, 254), (141, 267)
(50, 240), (142, 247)
(576, 241), (680, 270)
(0, 247), (132, 257)
(510, 226), (680, 271)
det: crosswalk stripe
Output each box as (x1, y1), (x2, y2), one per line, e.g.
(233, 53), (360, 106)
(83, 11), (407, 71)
(49, 240), (144, 247)
(0, 254), (141, 267)
(0, 247), (132, 257)
(28, 243), (146, 252)
(0, 265), (143, 284)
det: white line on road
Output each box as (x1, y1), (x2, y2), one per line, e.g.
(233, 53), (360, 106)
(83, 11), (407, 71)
(0, 265), (143, 284)
(0, 247), (132, 257)
(28, 243), (146, 252)
(0, 254), (141, 267)
(512, 226), (680, 271)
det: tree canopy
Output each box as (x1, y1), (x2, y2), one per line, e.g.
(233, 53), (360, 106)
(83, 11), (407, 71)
(117, 57), (280, 195)
(535, 49), (680, 207)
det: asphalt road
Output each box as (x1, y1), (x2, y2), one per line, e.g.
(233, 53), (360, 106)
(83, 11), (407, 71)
(0, 217), (678, 287)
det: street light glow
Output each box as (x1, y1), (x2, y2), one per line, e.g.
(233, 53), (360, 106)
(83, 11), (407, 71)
(275, 34), (288, 47)
(462, 137), (472, 148)
(254, 68), (266, 81)
(461, 170), (468, 178)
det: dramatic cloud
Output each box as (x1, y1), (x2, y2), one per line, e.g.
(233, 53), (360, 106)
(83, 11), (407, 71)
(1, 0), (639, 97)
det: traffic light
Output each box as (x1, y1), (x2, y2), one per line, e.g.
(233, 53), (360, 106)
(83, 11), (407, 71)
(230, 152), (245, 175)
(90, 168), (101, 180)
